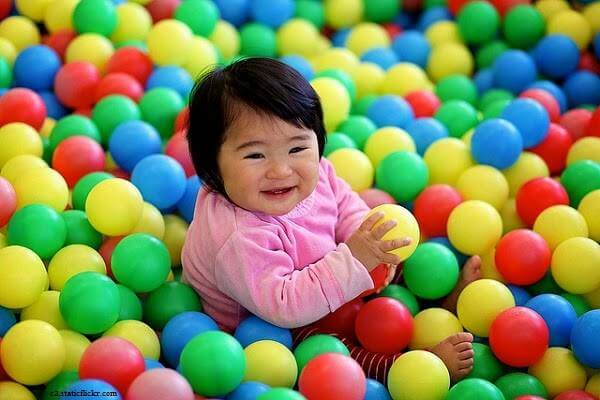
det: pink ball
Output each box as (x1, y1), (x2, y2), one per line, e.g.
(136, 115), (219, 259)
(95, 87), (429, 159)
(126, 368), (195, 400)
(0, 176), (16, 228)
(165, 131), (195, 177)
(358, 188), (396, 208)
(0, 88), (47, 130)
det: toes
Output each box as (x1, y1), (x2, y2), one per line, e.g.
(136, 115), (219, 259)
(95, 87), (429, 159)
(456, 366), (474, 379)
(458, 349), (474, 360)
(459, 358), (474, 369)
(449, 332), (474, 345)
(465, 255), (482, 269)
(455, 342), (472, 352)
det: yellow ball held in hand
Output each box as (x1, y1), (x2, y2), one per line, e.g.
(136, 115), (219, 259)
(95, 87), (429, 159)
(578, 190), (600, 242)
(364, 127), (416, 169)
(147, 19), (193, 67)
(456, 165), (509, 210)
(59, 329), (90, 372)
(103, 320), (160, 360)
(388, 350), (450, 400)
(20, 290), (67, 330)
(447, 200), (503, 255)
(533, 205), (588, 250)
(311, 77), (350, 132)
(85, 178), (144, 236)
(364, 204), (420, 261)
(529, 347), (587, 398)
(410, 308), (463, 350)
(0, 246), (48, 309)
(243, 340), (298, 388)
(48, 244), (106, 291)
(551, 237), (600, 294)
(277, 19), (320, 58)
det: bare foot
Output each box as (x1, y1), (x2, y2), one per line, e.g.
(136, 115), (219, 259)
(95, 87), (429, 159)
(429, 332), (475, 382)
(441, 255), (482, 314)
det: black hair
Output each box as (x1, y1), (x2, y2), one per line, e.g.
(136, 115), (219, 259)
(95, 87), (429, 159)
(186, 57), (327, 198)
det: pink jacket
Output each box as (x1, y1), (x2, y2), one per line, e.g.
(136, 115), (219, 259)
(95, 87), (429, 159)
(182, 158), (374, 332)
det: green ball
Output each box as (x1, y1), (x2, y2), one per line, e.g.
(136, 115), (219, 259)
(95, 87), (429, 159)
(49, 115), (101, 153)
(92, 95), (141, 144)
(467, 343), (505, 382)
(143, 281), (203, 330)
(457, 1), (500, 45)
(316, 69), (357, 102)
(560, 160), (600, 208)
(62, 210), (103, 249)
(479, 89), (514, 111)
(240, 23), (277, 58)
(293, 334), (350, 373)
(7, 204), (67, 260)
(175, 0), (220, 37)
(527, 271), (562, 295)
(139, 88), (185, 139)
(403, 243), (459, 300)
(72, 172), (114, 211)
(116, 284), (142, 321)
(295, 0), (325, 29)
(0, 57), (12, 88)
(363, 0), (400, 23)
(111, 233), (171, 293)
(180, 331), (246, 397)
(323, 133), (357, 157)
(258, 388), (307, 400)
(561, 293), (591, 317)
(377, 284), (420, 316)
(42, 136), (52, 164)
(502, 5), (545, 49)
(435, 100), (479, 138)
(447, 378), (505, 400)
(425, 0), (446, 7)
(376, 151), (429, 202)
(495, 373), (547, 399)
(59, 271), (120, 334)
(476, 41), (509, 69)
(115, 40), (148, 51)
(482, 99), (510, 120)
(435, 74), (478, 106)
(336, 115), (377, 150)
(43, 371), (79, 400)
(72, 0), (117, 37)
(351, 95), (378, 116)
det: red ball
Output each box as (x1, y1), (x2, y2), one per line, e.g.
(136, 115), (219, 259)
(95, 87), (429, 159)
(515, 177), (569, 226)
(554, 390), (598, 400)
(489, 0), (530, 16)
(54, 61), (101, 109)
(108, 168), (131, 180)
(52, 136), (105, 187)
(515, 397), (546, 400)
(316, 298), (364, 340)
(529, 123), (573, 174)
(358, 188), (396, 208)
(495, 229), (551, 285)
(413, 184), (462, 237)
(299, 353), (366, 400)
(489, 307), (549, 367)
(174, 107), (189, 134)
(42, 29), (77, 62)
(355, 297), (413, 355)
(405, 90), (441, 118)
(448, 0), (470, 14)
(0, 176), (17, 228)
(560, 109), (592, 141)
(586, 107), (600, 138)
(106, 47), (154, 86)
(99, 236), (124, 279)
(165, 131), (195, 177)
(359, 263), (392, 298)
(0, 88), (47, 130)
(74, 107), (93, 118)
(520, 89), (561, 123)
(382, 23), (402, 38)
(146, 0), (181, 23)
(579, 52), (600, 75)
(94, 73), (144, 103)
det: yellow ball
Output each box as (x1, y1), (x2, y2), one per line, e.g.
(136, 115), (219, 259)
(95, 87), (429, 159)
(129, 0), (152, 4)
(311, 48), (359, 75)
(567, 137), (600, 165)
(210, 20), (240, 60)
(16, 0), (53, 21)
(552, 237), (600, 294)
(380, 62), (431, 97)
(364, 204), (420, 261)
(480, 247), (506, 282)
(410, 308), (463, 350)
(0, 16), (41, 51)
(311, 77), (351, 132)
(13, 167), (69, 212)
(0, 382), (35, 400)
(147, 19), (193, 67)
(59, 329), (90, 372)
(324, 0), (363, 29)
(85, 178), (144, 236)
(578, 190), (600, 242)
(427, 42), (474, 82)
(456, 165), (509, 210)
(183, 36), (219, 79)
(20, 290), (67, 330)
(327, 148), (374, 192)
(66, 33), (114, 73)
(346, 22), (390, 56)
(448, 200), (503, 255)
(0, 154), (47, 185)
(535, 0), (570, 21)
(548, 10), (593, 49)
(425, 21), (462, 46)
(48, 245), (106, 291)
(583, 2), (600, 33)
(583, 286), (600, 309)
(388, 350), (450, 400)
(44, 0), (77, 33)
(0, 122), (43, 169)
(40, 117), (56, 138)
(502, 152), (549, 197)
(111, 2), (152, 44)
(424, 138), (474, 185)
(0, 232), (6, 249)
(277, 19), (320, 57)
(500, 198), (526, 234)
(462, 129), (474, 149)
(163, 214), (188, 267)
(350, 62), (385, 99)
(316, 35), (332, 54)
(529, 347), (587, 398)
(457, 279), (515, 337)
(364, 127), (416, 169)
(0, 320), (65, 385)
(0, 37), (17, 65)
(533, 205), (588, 250)
(0, 246), (48, 309)
(243, 340), (297, 388)
(131, 202), (165, 240)
(103, 320), (160, 360)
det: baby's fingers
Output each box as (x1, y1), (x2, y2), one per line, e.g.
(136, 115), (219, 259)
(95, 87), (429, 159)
(359, 212), (385, 232)
(380, 237), (412, 252)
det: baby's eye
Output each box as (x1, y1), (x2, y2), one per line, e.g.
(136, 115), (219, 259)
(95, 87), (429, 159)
(290, 147), (307, 154)
(244, 153), (264, 159)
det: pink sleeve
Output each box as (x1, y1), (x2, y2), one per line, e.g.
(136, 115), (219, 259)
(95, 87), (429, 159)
(214, 228), (374, 328)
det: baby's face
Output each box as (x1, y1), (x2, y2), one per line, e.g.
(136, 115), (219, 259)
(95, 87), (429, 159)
(217, 106), (320, 216)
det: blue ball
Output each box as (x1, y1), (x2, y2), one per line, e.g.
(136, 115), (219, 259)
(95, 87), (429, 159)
(417, 7), (452, 31)
(250, 0), (294, 28)
(506, 285), (531, 307)
(533, 34), (579, 79)
(13, 45), (61, 91)
(177, 175), (202, 223)
(131, 154), (187, 211)
(405, 117), (449, 156)
(525, 294), (577, 347)
(394, 12), (416, 30)
(571, 310), (600, 368)
(365, 378), (392, 400)
(109, 120), (162, 173)
(39, 91), (69, 120)
(528, 80), (568, 113)
(0, 306), (16, 336)
(144, 358), (165, 370)
(331, 28), (351, 47)
(391, 30), (431, 68)
(146, 66), (193, 101)
(226, 381), (270, 400)
(161, 311), (220, 367)
(426, 237), (468, 266)
(471, 118), (523, 169)
(367, 95), (414, 129)
(492, 50), (537, 94)
(214, 0), (251, 26)
(60, 380), (121, 400)
(234, 315), (293, 349)
(500, 98), (550, 148)
(473, 68), (493, 95)
(280, 55), (314, 81)
(361, 47), (398, 70)
(562, 71), (600, 108)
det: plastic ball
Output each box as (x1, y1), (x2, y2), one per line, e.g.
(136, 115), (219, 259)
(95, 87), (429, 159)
(127, 368), (194, 400)
(48, 244), (105, 291)
(410, 308), (463, 350)
(425, 21), (461, 46)
(52, 136), (105, 187)
(364, 204), (420, 261)
(404, 91), (440, 119)
(12, 166), (68, 212)
(165, 132), (194, 177)
(54, 61), (101, 109)
(493, 50), (537, 94)
(60, 379), (121, 400)
(467, 343), (505, 382)
(44, 0), (78, 33)
(447, 200), (503, 255)
(0, 89), (47, 131)
(324, 0), (362, 29)
(346, 22), (390, 57)
(311, 77), (350, 132)
(529, 123), (572, 174)
(0, 246), (48, 309)
(364, 378), (392, 400)
(435, 100), (479, 139)
(547, 10), (592, 50)
(336, 116), (377, 150)
(563, 71), (600, 108)
(404, 243), (459, 300)
(13, 45), (60, 92)
(161, 311), (218, 368)
(239, 23), (277, 58)
(147, 19), (193, 66)
(131, 154), (187, 211)
(162, 215), (188, 267)
(72, 0), (117, 36)
(375, 151), (429, 203)
(568, 137), (600, 166)
(495, 373), (548, 400)
(209, 20), (240, 60)
(114, 284), (142, 321)
(561, 293), (591, 317)
(65, 33), (114, 72)
(176, 176), (201, 223)
(424, 138), (474, 185)
(534, 205), (588, 251)
(530, 347), (587, 398)
(327, 148), (373, 192)
(20, 290), (66, 329)
(323, 133), (356, 157)
(456, 165), (509, 210)
(413, 184), (462, 238)
(571, 310), (600, 369)
(495, 229), (551, 285)
(446, 378), (505, 400)
(391, 31), (430, 69)
(360, 47), (398, 70)
(71, 172), (112, 211)
(380, 63), (431, 97)
(110, 2), (151, 44)
(578, 190), (600, 242)
(293, 334), (349, 374)
(0, 177), (16, 228)
(501, 98), (550, 149)
(106, 47), (154, 85)
(457, 1), (500, 45)
(554, 391), (598, 400)
(561, 160), (600, 208)
(103, 320), (159, 360)
(405, 118), (448, 157)
(95, 73), (144, 103)
(0, 306), (16, 336)
(470, 118), (522, 169)
(92, 95), (141, 144)
(503, 5), (545, 49)
(366, 95), (414, 130)
(533, 35), (579, 80)
(427, 42), (474, 82)
(363, 128), (415, 169)
(355, 297), (413, 354)
(298, 353), (366, 400)
(315, 297), (364, 340)
(551, 237), (600, 294)
(525, 294), (577, 348)
(388, 351), (450, 400)
(0, 16), (41, 51)
(514, 177), (567, 226)
(130, 202), (165, 240)
(62, 209), (103, 249)
(108, 120), (162, 173)
(233, 315), (291, 349)
(244, 340), (297, 388)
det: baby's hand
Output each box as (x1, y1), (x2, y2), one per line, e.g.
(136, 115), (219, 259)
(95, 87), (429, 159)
(345, 212), (412, 271)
